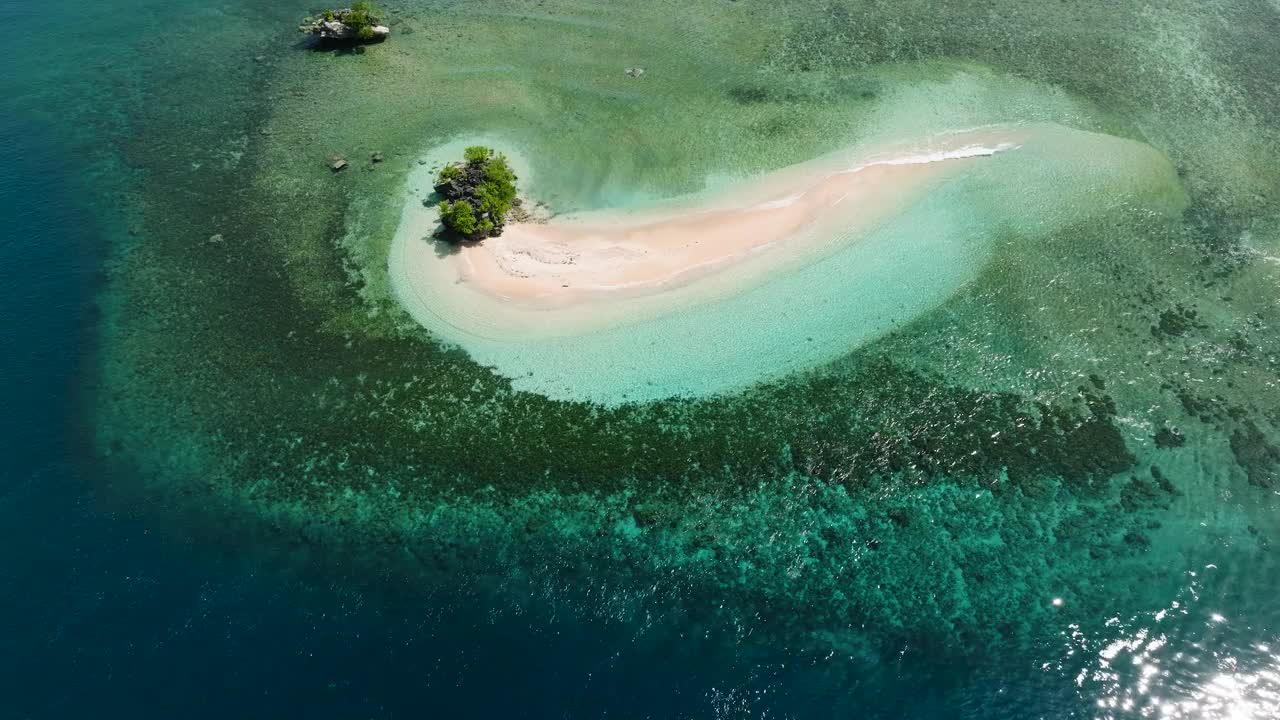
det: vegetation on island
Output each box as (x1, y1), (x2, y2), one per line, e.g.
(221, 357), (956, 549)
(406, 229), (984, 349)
(434, 146), (518, 243)
(300, 3), (388, 43)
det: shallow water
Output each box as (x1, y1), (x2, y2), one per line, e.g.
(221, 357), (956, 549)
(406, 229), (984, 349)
(5, 0), (1280, 717)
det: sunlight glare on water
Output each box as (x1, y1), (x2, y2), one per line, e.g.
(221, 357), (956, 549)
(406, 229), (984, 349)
(1058, 567), (1280, 720)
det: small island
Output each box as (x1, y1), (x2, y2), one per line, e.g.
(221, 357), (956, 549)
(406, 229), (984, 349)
(433, 146), (519, 243)
(299, 3), (390, 44)
(387, 125), (1186, 403)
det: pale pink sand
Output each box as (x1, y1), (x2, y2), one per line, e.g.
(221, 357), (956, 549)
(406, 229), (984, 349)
(392, 127), (1031, 339)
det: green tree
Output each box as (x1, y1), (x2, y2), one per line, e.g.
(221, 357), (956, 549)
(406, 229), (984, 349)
(484, 156), (516, 188)
(464, 146), (492, 165)
(351, 1), (382, 20)
(343, 2), (384, 40)
(481, 157), (517, 210)
(433, 147), (519, 242)
(439, 200), (478, 236)
(437, 165), (464, 184)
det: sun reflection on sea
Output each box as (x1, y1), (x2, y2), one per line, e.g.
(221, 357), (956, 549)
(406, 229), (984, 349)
(1048, 566), (1280, 719)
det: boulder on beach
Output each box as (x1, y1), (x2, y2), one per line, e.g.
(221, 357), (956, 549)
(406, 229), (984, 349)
(312, 19), (390, 41)
(299, 5), (390, 44)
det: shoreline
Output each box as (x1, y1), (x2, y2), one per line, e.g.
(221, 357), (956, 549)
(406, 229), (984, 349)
(392, 126), (1030, 340)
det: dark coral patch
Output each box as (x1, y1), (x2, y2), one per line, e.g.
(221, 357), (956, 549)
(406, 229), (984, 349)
(1230, 421), (1280, 488)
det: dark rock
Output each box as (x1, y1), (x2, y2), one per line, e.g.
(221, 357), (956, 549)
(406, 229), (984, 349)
(1150, 465), (1177, 495)
(1120, 475), (1159, 512)
(819, 527), (839, 545)
(300, 14), (391, 43)
(728, 85), (771, 104)
(1123, 530), (1151, 548)
(630, 505), (660, 528)
(1153, 426), (1186, 449)
(887, 507), (911, 528)
(1086, 393), (1118, 417)
(371, 151), (384, 163)
(1176, 388), (1214, 420)
(1151, 305), (1203, 340)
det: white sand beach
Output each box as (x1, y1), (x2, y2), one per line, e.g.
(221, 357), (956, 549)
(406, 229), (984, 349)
(392, 127), (1031, 340)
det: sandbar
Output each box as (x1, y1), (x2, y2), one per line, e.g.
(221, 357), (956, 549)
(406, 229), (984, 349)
(395, 127), (1029, 340)
(388, 124), (1183, 403)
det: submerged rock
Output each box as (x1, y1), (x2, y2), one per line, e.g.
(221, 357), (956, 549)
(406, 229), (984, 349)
(1153, 425), (1186, 449)
(331, 158), (349, 172)
(624, 67), (646, 78)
